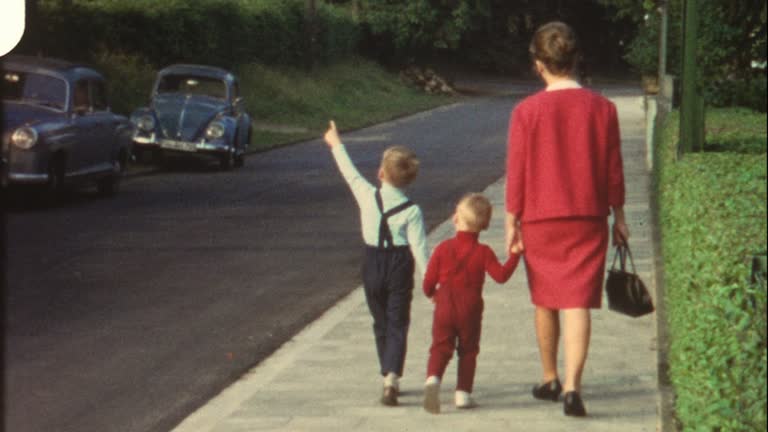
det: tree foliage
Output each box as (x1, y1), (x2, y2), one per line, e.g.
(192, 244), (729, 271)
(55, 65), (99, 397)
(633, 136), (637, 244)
(360, 0), (488, 50)
(600, 0), (767, 80)
(19, 0), (360, 68)
(21, 0), (767, 91)
(344, 0), (634, 74)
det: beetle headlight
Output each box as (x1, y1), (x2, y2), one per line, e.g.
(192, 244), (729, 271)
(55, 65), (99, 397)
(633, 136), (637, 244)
(11, 127), (38, 149)
(205, 121), (226, 140)
(136, 115), (156, 132)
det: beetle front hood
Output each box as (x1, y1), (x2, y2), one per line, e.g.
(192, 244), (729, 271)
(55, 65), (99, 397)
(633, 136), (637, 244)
(2, 101), (64, 131)
(153, 94), (227, 141)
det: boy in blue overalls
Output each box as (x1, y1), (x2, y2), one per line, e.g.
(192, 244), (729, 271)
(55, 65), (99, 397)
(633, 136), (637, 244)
(324, 121), (429, 406)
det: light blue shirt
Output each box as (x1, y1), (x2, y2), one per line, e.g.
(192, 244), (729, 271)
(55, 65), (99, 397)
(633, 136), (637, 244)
(331, 144), (429, 277)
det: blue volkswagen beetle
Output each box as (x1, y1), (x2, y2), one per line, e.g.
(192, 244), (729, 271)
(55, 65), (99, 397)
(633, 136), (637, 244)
(131, 64), (252, 170)
(1, 55), (133, 196)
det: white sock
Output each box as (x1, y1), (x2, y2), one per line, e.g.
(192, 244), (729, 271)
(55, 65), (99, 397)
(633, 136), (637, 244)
(425, 376), (440, 386)
(384, 372), (399, 389)
(455, 390), (472, 406)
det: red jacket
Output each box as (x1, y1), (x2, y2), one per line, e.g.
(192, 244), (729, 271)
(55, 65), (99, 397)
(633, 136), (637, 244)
(423, 232), (519, 312)
(506, 88), (625, 222)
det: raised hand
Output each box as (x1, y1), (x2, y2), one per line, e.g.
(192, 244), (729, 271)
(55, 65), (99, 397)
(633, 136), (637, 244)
(324, 120), (342, 148)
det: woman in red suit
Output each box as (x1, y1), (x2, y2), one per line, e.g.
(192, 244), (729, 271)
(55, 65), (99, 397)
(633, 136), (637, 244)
(505, 22), (629, 417)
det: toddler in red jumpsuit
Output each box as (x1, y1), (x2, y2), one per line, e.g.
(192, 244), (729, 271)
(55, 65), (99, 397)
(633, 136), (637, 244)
(422, 193), (520, 413)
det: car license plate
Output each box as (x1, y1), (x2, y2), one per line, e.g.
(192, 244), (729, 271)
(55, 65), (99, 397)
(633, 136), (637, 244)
(160, 140), (197, 152)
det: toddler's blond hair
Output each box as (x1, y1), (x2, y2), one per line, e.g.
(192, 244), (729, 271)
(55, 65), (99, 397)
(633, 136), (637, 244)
(457, 193), (492, 232)
(381, 146), (419, 188)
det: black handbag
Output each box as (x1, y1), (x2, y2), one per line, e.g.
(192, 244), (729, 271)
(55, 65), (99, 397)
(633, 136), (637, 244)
(605, 243), (655, 317)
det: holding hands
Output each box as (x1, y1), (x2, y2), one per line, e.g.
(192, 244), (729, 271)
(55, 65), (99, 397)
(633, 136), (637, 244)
(324, 120), (342, 148)
(505, 213), (525, 255)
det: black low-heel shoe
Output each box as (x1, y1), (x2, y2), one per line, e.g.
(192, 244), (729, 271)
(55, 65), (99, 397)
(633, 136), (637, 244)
(563, 391), (587, 417)
(532, 379), (562, 402)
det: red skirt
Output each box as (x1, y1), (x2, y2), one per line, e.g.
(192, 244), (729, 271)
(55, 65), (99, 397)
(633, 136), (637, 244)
(521, 217), (608, 309)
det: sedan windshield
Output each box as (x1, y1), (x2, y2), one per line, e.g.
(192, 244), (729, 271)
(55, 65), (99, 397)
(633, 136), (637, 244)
(157, 74), (227, 100)
(2, 71), (67, 110)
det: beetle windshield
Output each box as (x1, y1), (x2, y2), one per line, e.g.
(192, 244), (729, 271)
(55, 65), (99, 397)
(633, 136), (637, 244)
(2, 71), (67, 110)
(156, 74), (227, 100)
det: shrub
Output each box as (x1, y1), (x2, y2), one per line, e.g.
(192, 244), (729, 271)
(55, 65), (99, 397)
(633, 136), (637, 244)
(706, 77), (768, 113)
(20, 0), (360, 69)
(89, 50), (155, 116)
(624, 12), (664, 77)
(655, 109), (768, 431)
(704, 108), (768, 154)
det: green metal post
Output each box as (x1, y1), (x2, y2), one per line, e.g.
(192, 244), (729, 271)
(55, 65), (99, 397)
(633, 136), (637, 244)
(679, 0), (705, 157)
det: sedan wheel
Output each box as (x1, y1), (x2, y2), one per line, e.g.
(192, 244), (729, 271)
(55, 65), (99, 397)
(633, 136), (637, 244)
(97, 159), (122, 196)
(219, 150), (234, 170)
(234, 151), (245, 168)
(45, 158), (66, 202)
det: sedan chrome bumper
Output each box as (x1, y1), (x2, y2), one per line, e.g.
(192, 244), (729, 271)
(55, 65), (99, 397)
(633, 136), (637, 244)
(134, 137), (232, 154)
(7, 172), (49, 183)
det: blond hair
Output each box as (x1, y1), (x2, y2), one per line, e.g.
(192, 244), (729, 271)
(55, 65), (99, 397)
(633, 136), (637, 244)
(381, 146), (419, 188)
(457, 193), (492, 231)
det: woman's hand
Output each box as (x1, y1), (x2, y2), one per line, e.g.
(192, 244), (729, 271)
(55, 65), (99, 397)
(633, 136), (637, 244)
(613, 222), (629, 246)
(612, 207), (630, 245)
(323, 120), (342, 148)
(506, 213), (524, 254)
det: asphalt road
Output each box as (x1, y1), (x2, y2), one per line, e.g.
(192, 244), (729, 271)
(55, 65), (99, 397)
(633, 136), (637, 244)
(4, 90), (534, 432)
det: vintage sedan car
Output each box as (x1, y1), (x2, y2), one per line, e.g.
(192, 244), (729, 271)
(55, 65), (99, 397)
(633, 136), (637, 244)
(1, 55), (133, 196)
(130, 64), (252, 169)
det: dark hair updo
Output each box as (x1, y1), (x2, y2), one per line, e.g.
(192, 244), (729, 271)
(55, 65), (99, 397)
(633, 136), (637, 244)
(529, 21), (580, 77)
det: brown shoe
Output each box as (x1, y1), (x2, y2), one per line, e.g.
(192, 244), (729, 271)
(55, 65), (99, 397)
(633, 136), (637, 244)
(381, 385), (398, 406)
(423, 382), (440, 414)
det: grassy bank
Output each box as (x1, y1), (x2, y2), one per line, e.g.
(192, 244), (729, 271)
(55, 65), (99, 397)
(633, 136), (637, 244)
(94, 53), (456, 151)
(237, 59), (457, 150)
(655, 109), (767, 430)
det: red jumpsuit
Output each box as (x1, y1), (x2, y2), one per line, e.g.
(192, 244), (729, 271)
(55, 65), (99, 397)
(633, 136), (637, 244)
(423, 231), (519, 392)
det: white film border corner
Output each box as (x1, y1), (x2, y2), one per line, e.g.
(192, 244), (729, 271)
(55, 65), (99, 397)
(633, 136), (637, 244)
(1, 0), (25, 57)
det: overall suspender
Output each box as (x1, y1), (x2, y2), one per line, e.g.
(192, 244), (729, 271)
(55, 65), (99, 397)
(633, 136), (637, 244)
(375, 188), (414, 249)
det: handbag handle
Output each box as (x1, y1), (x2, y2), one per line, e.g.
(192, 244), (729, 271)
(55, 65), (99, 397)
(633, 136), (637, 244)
(610, 243), (638, 274)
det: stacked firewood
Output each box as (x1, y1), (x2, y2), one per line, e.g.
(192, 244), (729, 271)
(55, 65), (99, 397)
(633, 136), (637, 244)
(400, 66), (456, 95)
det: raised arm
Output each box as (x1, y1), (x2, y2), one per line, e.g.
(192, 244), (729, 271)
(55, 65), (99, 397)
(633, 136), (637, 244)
(325, 121), (375, 204)
(484, 246), (520, 283)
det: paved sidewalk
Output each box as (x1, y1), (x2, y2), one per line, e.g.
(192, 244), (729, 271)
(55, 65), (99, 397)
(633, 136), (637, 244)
(172, 94), (659, 432)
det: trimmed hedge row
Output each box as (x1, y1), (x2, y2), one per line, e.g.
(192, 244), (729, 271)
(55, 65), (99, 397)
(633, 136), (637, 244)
(706, 77), (768, 114)
(655, 110), (767, 430)
(22, 0), (359, 68)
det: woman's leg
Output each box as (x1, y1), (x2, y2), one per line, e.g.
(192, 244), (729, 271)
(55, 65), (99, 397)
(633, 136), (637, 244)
(534, 306), (560, 382)
(562, 308), (591, 392)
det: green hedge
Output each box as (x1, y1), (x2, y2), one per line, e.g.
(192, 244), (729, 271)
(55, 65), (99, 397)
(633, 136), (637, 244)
(655, 110), (768, 430)
(89, 51), (156, 117)
(706, 78), (768, 114)
(21, 0), (360, 68)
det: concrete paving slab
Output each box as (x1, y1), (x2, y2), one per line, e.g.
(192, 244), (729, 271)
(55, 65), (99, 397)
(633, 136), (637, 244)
(172, 94), (660, 432)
